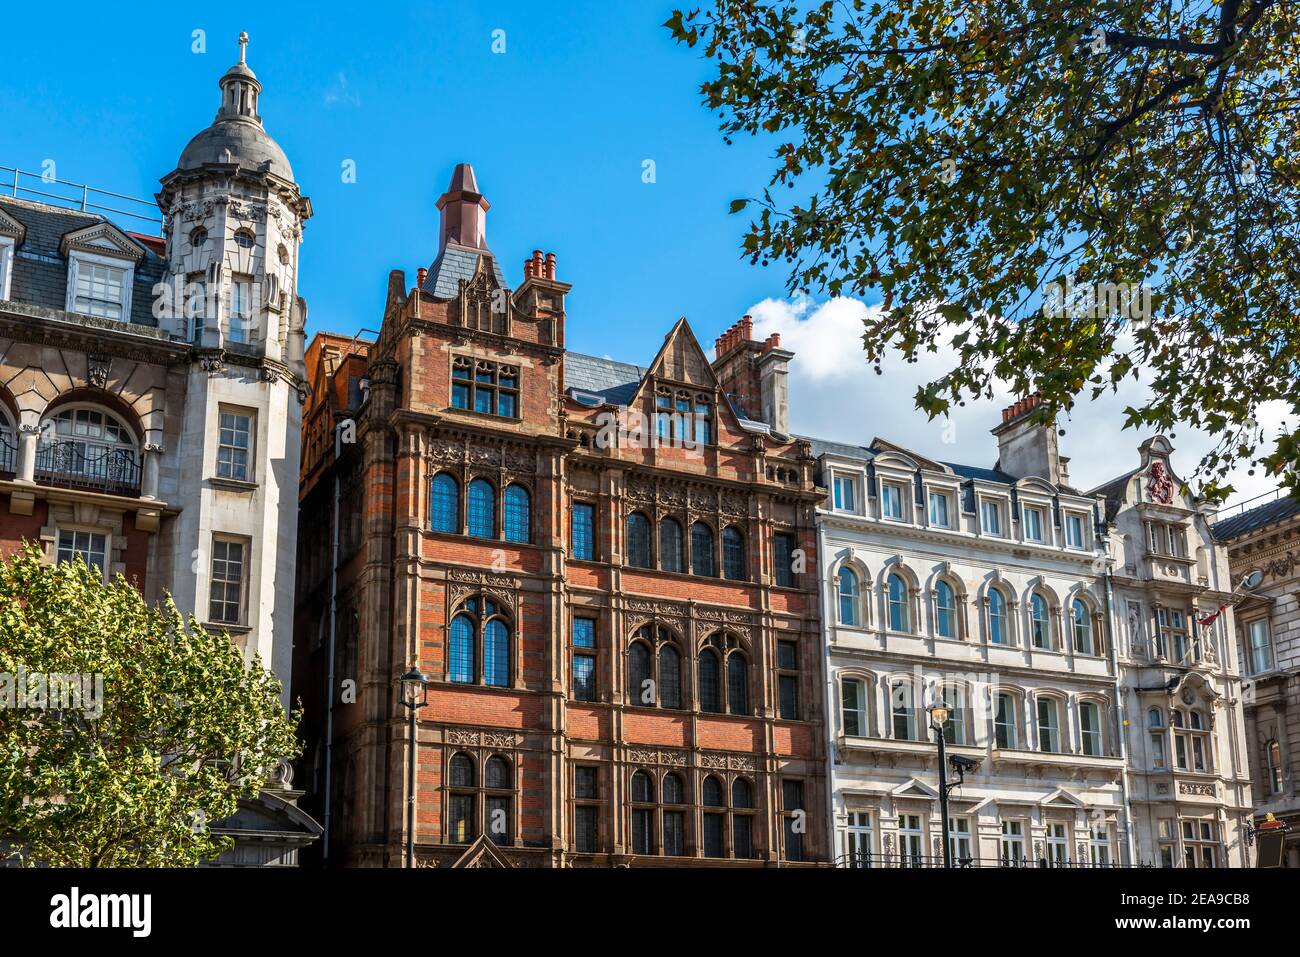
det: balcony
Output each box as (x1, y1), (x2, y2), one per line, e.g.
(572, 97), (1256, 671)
(34, 441), (141, 496)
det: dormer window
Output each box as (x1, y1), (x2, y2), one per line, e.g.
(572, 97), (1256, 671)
(927, 489), (951, 528)
(234, 229), (255, 249)
(0, 236), (14, 301)
(980, 497), (1002, 535)
(73, 261), (128, 320)
(832, 474), (857, 512)
(1065, 511), (1087, 549)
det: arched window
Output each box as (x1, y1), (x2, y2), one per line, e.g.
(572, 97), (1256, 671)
(1030, 593), (1050, 649)
(1072, 599), (1094, 655)
(702, 775), (724, 807)
(627, 512), (652, 568)
(503, 484), (531, 543)
(449, 614), (475, 684)
(630, 769), (655, 856)
(631, 770), (654, 803)
(988, 587), (1009, 645)
(722, 526), (746, 580)
(447, 752), (476, 843)
(485, 755), (511, 789)
(891, 678), (917, 740)
(662, 773), (684, 805)
(994, 691), (1018, 749)
(838, 567), (860, 626)
(727, 653), (749, 716)
(628, 642), (652, 706)
(732, 778), (753, 808)
(484, 618), (510, 687)
(0, 410), (13, 476)
(1148, 707), (1163, 728)
(887, 573), (909, 632)
(690, 521), (715, 576)
(659, 644), (682, 709)
(449, 752), (475, 787)
(467, 479), (496, 538)
(935, 579), (957, 639)
(430, 473), (460, 533)
(449, 596), (511, 686)
(659, 517), (683, 573)
(698, 649), (722, 713)
(37, 405), (140, 493)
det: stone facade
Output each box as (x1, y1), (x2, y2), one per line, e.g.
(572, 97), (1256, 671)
(817, 401), (1255, 867)
(1097, 436), (1254, 867)
(293, 166), (827, 867)
(0, 34), (317, 861)
(1213, 496), (1300, 866)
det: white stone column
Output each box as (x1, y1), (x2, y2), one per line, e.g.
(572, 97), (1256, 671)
(141, 443), (163, 500)
(16, 423), (39, 483)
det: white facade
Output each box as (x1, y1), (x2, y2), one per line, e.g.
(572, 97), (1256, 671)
(1095, 436), (1254, 867)
(154, 36), (311, 704)
(816, 414), (1255, 867)
(816, 426), (1129, 867)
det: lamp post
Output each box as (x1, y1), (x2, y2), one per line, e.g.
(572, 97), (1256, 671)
(927, 702), (952, 868)
(399, 667), (429, 869)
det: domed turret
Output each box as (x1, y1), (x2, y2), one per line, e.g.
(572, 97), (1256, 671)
(176, 33), (294, 181)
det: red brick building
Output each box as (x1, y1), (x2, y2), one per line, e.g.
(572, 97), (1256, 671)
(294, 165), (827, 867)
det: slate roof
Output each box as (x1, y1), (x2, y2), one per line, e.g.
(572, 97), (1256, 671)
(1211, 494), (1300, 541)
(943, 461), (1019, 485)
(421, 243), (507, 300)
(0, 196), (167, 327)
(563, 351), (648, 406)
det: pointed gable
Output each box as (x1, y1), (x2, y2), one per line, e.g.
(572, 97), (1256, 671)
(449, 832), (515, 868)
(58, 220), (145, 263)
(0, 206), (26, 245)
(645, 318), (718, 390)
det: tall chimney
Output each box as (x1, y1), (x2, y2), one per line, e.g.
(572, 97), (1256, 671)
(991, 394), (1063, 484)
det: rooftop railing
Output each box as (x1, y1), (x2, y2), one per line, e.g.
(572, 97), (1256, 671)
(1, 164), (162, 227)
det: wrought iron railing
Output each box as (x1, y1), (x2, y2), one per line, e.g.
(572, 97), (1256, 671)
(35, 441), (140, 495)
(833, 852), (1149, 869)
(0, 429), (14, 475)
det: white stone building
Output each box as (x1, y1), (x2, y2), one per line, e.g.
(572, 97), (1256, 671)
(815, 400), (1130, 867)
(1093, 436), (1254, 867)
(814, 399), (1255, 867)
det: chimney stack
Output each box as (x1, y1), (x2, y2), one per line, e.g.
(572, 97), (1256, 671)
(992, 393), (1063, 484)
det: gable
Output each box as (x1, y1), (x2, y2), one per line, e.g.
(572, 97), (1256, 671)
(646, 318), (718, 390)
(0, 207), (25, 244)
(59, 220), (145, 263)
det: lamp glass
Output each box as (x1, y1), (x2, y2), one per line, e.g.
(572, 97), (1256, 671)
(400, 668), (427, 707)
(928, 704), (950, 727)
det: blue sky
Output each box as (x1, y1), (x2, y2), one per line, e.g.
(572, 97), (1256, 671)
(0, 1), (817, 363)
(0, 1), (1283, 504)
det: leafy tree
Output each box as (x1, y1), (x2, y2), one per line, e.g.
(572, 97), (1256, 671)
(0, 544), (300, 866)
(668, 0), (1300, 499)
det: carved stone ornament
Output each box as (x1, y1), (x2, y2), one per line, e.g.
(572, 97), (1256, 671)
(86, 354), (111, 388)
(1148, 461), (1175, 505)
(199, 353), (225, 375)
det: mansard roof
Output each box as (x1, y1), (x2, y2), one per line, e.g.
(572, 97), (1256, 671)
(0, 196), (167, 327)
(1211, 494), (1300, 542)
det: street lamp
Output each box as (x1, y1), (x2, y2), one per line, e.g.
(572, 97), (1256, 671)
(399, 666), (429, 868)
(927, 702), (952, 868)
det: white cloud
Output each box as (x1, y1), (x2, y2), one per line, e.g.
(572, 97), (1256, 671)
(741, 295), (1289, 509)
(324, 72), (361, 109)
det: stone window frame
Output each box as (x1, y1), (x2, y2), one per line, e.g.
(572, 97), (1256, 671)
(443, 749), (519, 847)
(40, 503), (127, 584)
(0, 235), (15, 301)
(65, 248), (136, 322)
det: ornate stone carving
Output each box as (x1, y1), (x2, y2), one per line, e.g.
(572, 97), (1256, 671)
(447, 728), (479, 746)
(199, 353), (224, 375)
(428, 438), (463, 464)
(1148, 461), (1174, 504)
(86, 353), (111, 388)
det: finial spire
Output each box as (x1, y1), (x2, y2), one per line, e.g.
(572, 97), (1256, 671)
(238, 32), (249, 64)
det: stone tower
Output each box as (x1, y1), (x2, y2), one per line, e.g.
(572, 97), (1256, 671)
(156, 33), (312, 704)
